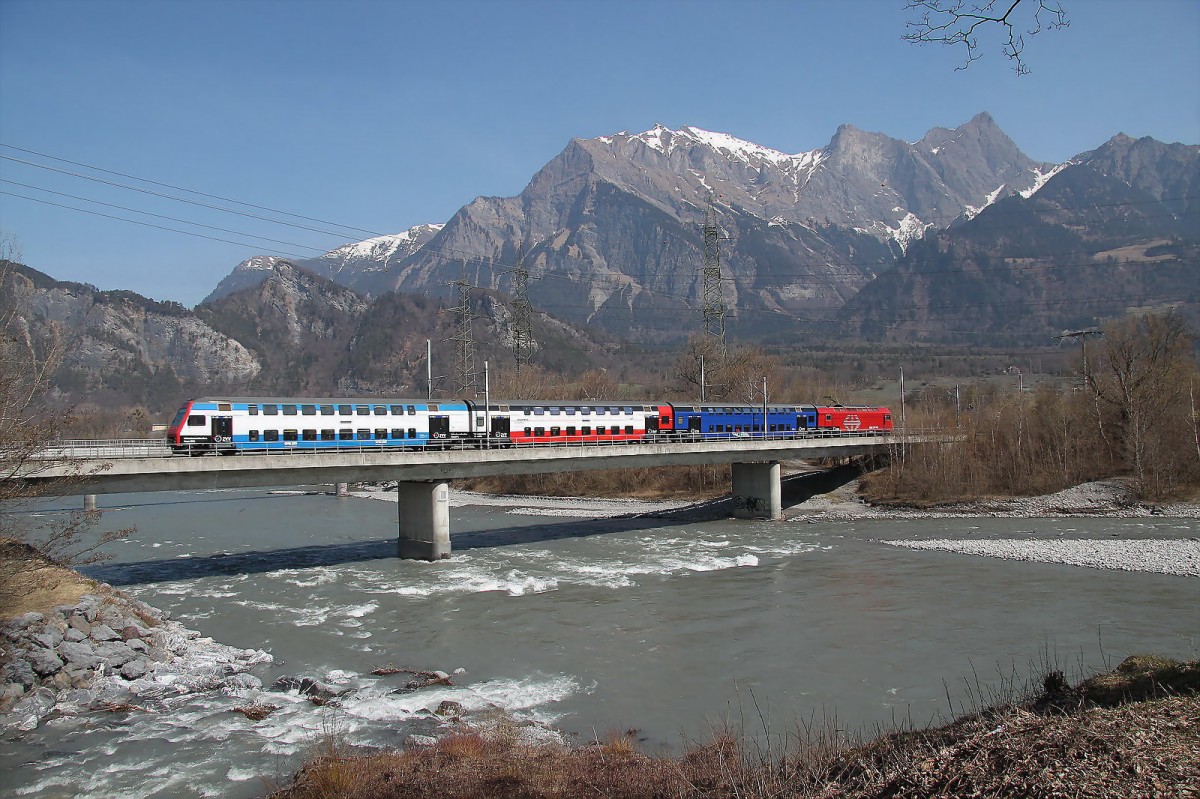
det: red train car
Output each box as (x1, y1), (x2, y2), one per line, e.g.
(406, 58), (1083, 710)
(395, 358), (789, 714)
(816, 405), (893, 433)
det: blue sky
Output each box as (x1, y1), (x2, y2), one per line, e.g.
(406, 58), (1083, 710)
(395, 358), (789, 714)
(2, 0), (1197, 306)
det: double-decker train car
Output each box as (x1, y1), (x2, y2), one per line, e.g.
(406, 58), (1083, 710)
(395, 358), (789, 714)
(167, 396), (892, 454)
(167, 397), (474, 454)
(668, 404), (819, 439)
(489, 401), (666, 445)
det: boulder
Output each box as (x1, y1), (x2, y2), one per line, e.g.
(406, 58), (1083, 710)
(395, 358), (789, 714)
(435, 700), (464, 717)
(56, 641), (101, 671)
(120, 659), (149, 681)
(5, 687), (56, 732)
(68, 615), (92, 636)
(28, 648), (65, 677)
(89, 624), (122, 642)
(28, 630), (63, 650)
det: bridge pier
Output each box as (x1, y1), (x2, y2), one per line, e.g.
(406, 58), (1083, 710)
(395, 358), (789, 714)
(731, 462), (781, 520)
(396, 480), (451, 560)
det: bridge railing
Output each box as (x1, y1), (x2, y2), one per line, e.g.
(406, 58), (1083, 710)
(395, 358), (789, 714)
(40, 429), (906, 460)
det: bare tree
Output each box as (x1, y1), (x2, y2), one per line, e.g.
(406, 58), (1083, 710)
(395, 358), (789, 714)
(904, 0), (1070, 75)
(1088, 311), (1197, 498)
(0, 263), (130, 564)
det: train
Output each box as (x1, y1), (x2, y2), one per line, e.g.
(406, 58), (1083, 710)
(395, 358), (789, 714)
(167, 396), (893, 455)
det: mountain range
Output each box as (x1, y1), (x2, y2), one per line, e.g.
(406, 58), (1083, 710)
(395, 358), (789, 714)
(3, 113), (1196, 412)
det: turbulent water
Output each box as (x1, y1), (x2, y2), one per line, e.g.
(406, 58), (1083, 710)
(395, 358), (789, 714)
(2, 487), (1197, 798)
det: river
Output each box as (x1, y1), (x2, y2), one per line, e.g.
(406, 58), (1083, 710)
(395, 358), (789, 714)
(2, 486), (1197, 798)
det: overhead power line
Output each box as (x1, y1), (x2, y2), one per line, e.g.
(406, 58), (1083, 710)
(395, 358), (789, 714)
(0, 179), (328, 253)
(0, 143), (384, 238)
(0, 190), (313, 258)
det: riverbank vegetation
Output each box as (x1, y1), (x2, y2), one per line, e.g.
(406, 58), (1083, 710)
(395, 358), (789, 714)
(864, 311), (1200, 505)
(273, 656), (1199, 799)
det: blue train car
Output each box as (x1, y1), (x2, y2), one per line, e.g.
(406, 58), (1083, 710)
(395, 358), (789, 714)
(668, 404), (818, 439)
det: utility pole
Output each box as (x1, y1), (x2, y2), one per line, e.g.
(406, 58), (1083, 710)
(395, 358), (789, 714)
(701, 195), (728, 354)
(1056, 329), (1102, 388)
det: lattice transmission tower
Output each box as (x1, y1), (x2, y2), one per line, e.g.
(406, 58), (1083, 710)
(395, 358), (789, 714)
(510, 251), (534, 372)
(701, 196), (728, 353)
(448, 275), (477, 396)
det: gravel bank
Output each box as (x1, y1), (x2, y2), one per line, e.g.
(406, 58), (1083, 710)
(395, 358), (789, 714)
(884, 538), (1200, 577)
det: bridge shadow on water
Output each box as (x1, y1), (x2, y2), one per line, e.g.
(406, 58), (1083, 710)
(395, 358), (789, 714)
(82, 509), (714, 587)
(81, 467), (864, 587)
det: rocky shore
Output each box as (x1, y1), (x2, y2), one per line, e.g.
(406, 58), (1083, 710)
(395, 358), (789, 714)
(0, 540), (272, 734)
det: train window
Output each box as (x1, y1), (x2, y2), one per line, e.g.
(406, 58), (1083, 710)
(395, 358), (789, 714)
(374, 406), (386, 416)
(596, 426), (606, 435)
(283, 430), (298, 441)
(264, 430), (279, 442)
(565, 408), (575, 415)
(218, 403), (231, 412)
(549, 407), (560, 415)
(595, 408), (605, 415)
(476, 416), (485, 427)
(338, 430), (353, 440)
(356, 429), (371, 440)
(389, 405), (404, 415)
(374, 428), (387, 439)
(625, 425), (634, 435)
(186, 415), (205, 426)
(391, 429), (404, 439)
(249, 430), (260, 441)
(321, 430), (336, 441)
(302, 429), (317, 441)
(624, 407), (633, 414)
(283, 405), (298, 415)
(523, 427), (532, 436)
(579, 407), (590, 414)
(884, 414), (892, 421)
(534, 427), (545, 436)
(248, 406), (259, 416)
(566, 426), (576, 436)
(825, 415), (833, 422)
(302, 405), (316, 416)
(320, 405), (334, 416)
(533, 407), (544, 416)
(338, 405), (352, 416)
(550, 426), (561, 436)
(408, 406), (416, 415)
(582, 426), (591, 435)
(407, 428), (416, 439)
(356, 405), (370, 416)
(429, 404), (440, 412)
(708, 425), (714, 432)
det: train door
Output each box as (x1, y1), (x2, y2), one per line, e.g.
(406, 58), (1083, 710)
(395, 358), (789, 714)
(211, 416), (234, 453)
(490, 415), (510, 442)
(688, 416), (702, 437)
(429, 416), (450, 440)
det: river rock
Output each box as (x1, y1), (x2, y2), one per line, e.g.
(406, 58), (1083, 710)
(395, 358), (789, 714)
(28, 648), (65, 677)
(89, 623), (122, 642)
(9, 612), (44, 631)
(56, 641), (101, 671)
(3, 658), (36, 689)
(5, 687), (56, 732)
(29, 630), (63, 649)
(68, 615), (93, 636)
(94, 641), (138, 668)
(435, 700), (464, 717)
(120, 659), (149, 681)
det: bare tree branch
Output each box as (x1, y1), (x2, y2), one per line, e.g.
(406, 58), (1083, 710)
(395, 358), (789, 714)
(904, 0), (1070, 75)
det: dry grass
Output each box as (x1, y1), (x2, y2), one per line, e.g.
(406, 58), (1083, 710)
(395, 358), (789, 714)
(0, 537), (96, 620)
(273, 658), (1200, 799)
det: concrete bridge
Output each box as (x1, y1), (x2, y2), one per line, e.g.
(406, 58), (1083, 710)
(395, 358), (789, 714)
(25, 435), (897, 559)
